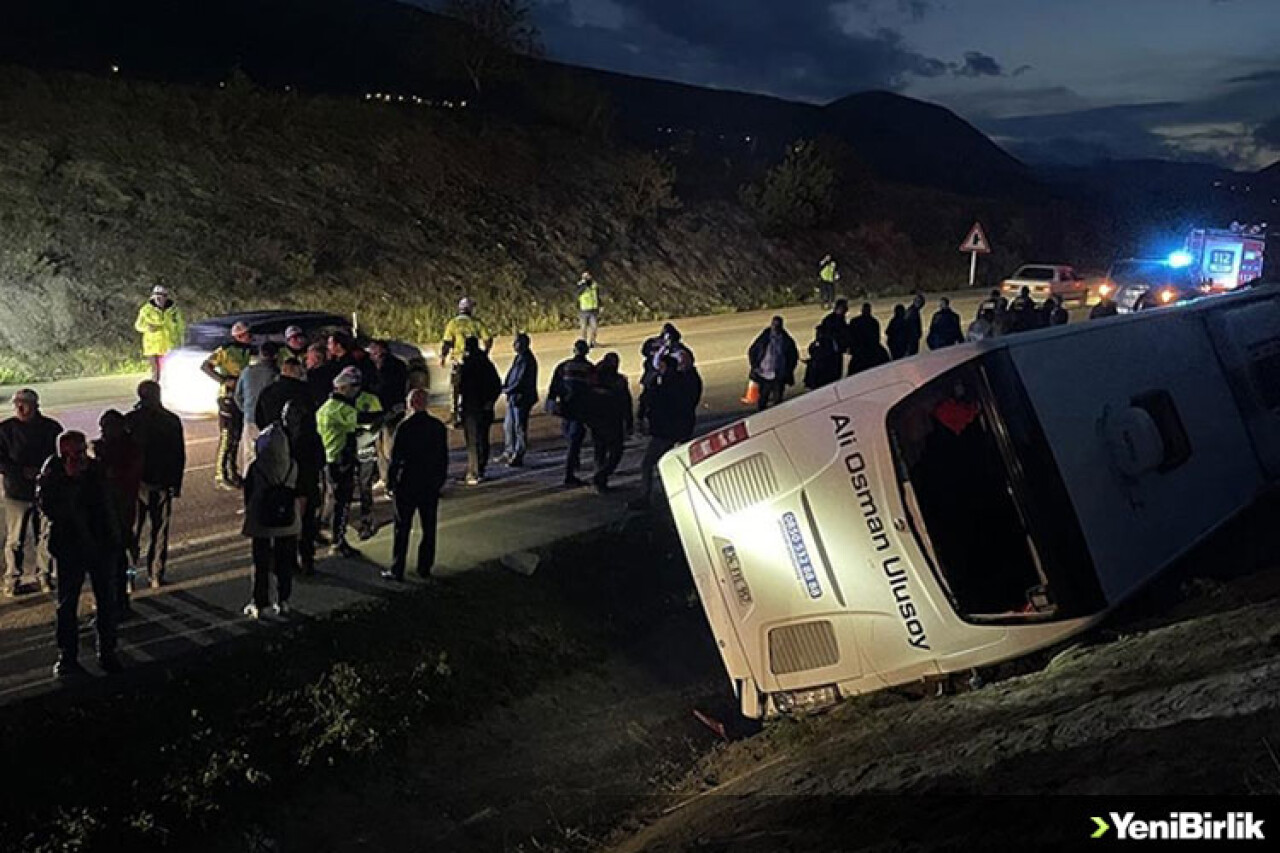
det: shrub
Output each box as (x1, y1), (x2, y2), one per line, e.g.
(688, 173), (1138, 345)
(739, 140), (838, 235)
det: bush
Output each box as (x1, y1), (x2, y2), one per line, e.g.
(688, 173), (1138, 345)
(739, 140), (839, 235)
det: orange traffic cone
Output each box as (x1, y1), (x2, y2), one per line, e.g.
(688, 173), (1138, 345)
(740, 380), (760, 406)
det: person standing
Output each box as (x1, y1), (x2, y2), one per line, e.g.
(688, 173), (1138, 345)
(1007, 286), (1038, 334)
(0, 389), (62, 597)
(316, 367), (363, 557)
(125, 380), (185, 588)
(926, 297), (965, 350)
(278, 325), (309, 369)
(134, 284), (185, 382)
(92, 410), (143, 619)
(819, 298), (851, 363)
(353, 380), (385, 539)
(803, 324), (843, 391)
(368, 340), (409, 486)
(440, 297), (493, 427)
(885, 304), (910, 360)
(500, 332), (538, 467)
(818, 254), (839, 308)
(587, 352), (632, 493)
(847, 302), (889, 375)
(547, 340), (595, 487)
(240, 419), (299, 619)
(256, 361), (322, 574)
(631, 355), (701, 510)
(747, 316), (799, 411)
(304, 343), (332, 408)
(38, 431), (123, 677)
(235, 341), (280, 479)
(903, 294), (926, 356)
(576, 270), (601, 348)
(1045, 295), (1070, 327)
(458, 337), (502, 485)
(383, 389), (448, 581)
(201, 321), (254, 490)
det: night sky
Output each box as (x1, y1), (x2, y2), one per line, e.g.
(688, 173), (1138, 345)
(454, 0), (1280, 170)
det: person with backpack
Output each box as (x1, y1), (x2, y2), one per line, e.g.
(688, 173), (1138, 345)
(240, 414), (299, 619)
(547, 340), (595, 487)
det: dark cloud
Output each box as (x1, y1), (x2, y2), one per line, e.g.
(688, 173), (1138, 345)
(982, 102), (1184, 164)
(1226, 69), (1280, 85)
(529, 0), (1010, 101)
(954, 51), (1002, 77)
(1257, 115), (1280, 147)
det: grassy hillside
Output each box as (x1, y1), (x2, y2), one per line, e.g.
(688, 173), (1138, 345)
(0, 66), (1038, 382)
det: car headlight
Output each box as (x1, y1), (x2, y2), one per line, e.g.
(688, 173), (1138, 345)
(1158, 288), (1177, 304)
(1098, 283), (1113, 298)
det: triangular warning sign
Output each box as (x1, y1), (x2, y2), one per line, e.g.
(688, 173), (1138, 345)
(960, 222), (991, 254)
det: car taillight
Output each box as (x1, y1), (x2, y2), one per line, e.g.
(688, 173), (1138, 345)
(689, 422), (749, 466)
(1158, 288), (1177, 304)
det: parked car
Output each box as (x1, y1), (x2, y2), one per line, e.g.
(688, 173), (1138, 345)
(1102, 259), (1205, 314)
(159, 310), (424, 415)
(1000, 264), (1089, 306)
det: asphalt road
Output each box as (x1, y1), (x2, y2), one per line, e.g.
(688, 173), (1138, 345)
(0, 290), (1010, 703)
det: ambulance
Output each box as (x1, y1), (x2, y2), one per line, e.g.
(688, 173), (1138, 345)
(660, 288), (1280, 717)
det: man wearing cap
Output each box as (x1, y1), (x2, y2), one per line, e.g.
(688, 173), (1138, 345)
(134, 285), (185, 382)
(316, 366), (364, 557)
(277, 325), (309, 370)
(201, 321), (254, 490)
(0, 389), (63, 596)
(440, 297), (493, 427)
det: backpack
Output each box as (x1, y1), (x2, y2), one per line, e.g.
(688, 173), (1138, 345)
(255, 430), (296, 527)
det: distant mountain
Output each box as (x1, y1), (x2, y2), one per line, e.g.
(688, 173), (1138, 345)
(1, 0), (1033, 197)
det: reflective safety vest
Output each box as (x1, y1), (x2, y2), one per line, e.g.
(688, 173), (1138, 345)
(819, 260), (838, 283)
(317, 394), (358, 464)
(441, 314), (492, 361)
(577, 281), (600, 312)
(134, 301), (185, 356)
(207, 343), (253, 399)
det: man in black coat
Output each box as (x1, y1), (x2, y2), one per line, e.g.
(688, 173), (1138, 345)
(38, 431), (123, 677)
(631, 355), (702, 510)
(586, 352), (633, 493)
(903, 294), (926, 356)
(458, 337), (502, 485)
(547, 340), (595, 487)
(747, 316), (799, 411)
(383, 389), (449, 581)
(124, 381), (186, 587)
(926, 297), (965, 350)
(847, 302), (889, 375)
(257, 361), (324, 574)
(1, 388), (63, 596)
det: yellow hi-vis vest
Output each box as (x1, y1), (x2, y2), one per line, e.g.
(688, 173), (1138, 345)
(819, 260), (838, 283)
(577, 281), (600, 312)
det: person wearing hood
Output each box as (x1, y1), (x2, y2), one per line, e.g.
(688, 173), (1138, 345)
(134, 284), (185, 382)
(747, 316), (799, 411)
(240, 410), (300, 619)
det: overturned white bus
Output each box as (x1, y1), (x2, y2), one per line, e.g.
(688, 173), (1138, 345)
(660, 287), (1280, 717)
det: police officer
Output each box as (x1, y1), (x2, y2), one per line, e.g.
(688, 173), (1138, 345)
(316, 367), (363, 557)
(278, 325), (309, 369)
(353, 376), (385, 539)
(201, 321), (254, 489)
(818, 254), (838, 308)
(576, 270), (601, 348)
(440, 297), (493, 427)
(134, 285), (185, 382)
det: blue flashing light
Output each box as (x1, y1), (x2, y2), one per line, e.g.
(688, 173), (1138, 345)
(1168, 250), (1195, 269)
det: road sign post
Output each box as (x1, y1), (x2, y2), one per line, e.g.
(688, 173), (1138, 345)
(959, 221), (991, 286)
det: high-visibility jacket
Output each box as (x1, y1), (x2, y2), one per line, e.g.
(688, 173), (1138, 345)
(134, 301), (185, 356)
(206, 343), (253, 399)
(317, 394), (358, 464)
(441, 314), (492, 361)
(577, 281), (600, 312)
(819, 260), (838, 283)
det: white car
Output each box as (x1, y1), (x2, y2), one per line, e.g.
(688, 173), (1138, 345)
(160, 310), (423, 416)
(1001, 264), (1089, 306)
(661, 287), (1280, 717)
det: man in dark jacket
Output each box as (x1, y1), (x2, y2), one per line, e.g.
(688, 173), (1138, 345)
(125, 381), (185, 588)
(1007, 286), (1038, 333)
(926, 297), (965, 350)
(631, 355), (702, 510)
(547, 340), (595, 487)
(368, 340), (410, 484)
(93, 410), (143, 617)
(38, 431), (123, 677)
(586, 352), (633, 493)
(803, 324), (844, 390)
(500, 333), (538, 467)
(847, 303), (889, 375)
(818, 298), (852, 362)
(1043, 295), (1069, 327)
(885, 304), (909, 359)
(1, 388), (63, 596)
(903, 294), (926, 356)
(458, 337), (502, 485)
(383, 389), (449, 581)
(747, 316), (799, 411)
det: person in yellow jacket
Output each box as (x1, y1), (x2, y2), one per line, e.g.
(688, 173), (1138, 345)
(134, 285), (185, 381)
(316, 367), (364, 557)
(575, 270), (600, 349)
(440, 297), (493, 426)
(818, 255), (839, 309)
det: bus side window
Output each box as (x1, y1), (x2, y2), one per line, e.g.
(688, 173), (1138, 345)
(1131, 390), (1191, 473)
